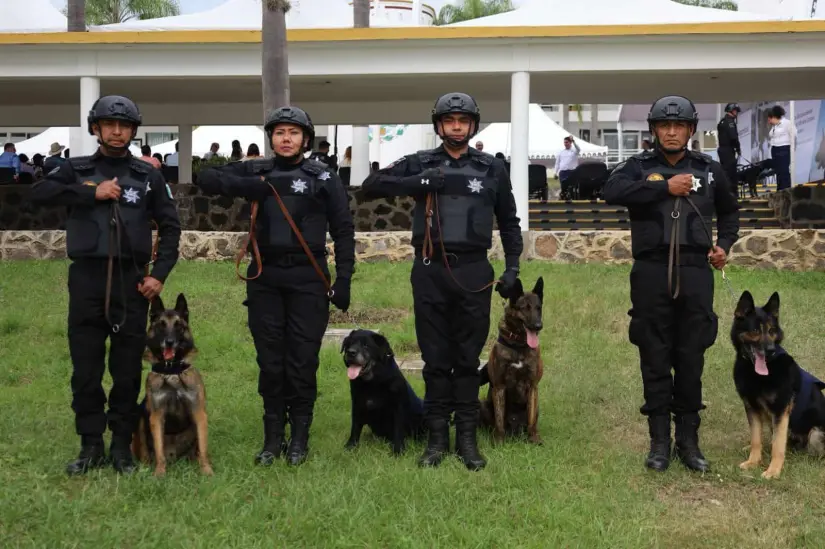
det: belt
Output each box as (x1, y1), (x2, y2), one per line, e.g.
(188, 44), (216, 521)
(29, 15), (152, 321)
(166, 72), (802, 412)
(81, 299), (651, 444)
(637, 250), (709, 268)
(414, 248), (488, 265)
(264, 252), (328, 268)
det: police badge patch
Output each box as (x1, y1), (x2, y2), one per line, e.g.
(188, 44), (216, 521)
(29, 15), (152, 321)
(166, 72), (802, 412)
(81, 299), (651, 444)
(166, 183), (173, 199)
(82, 180), (97, 187)
(646, 173), (665, 182)
(120, 187), (142, 205)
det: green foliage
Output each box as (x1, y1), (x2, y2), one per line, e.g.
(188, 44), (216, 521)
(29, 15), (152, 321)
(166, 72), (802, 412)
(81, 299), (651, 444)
(433, 0), (515, 25)
(82, 0), (181, 25)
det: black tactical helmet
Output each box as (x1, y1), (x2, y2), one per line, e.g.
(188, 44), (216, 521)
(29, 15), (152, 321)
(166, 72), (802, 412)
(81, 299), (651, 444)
(724, 102), (741, 113)
(87, 95), (142, 136)
(431, 92), (481, 130)
(647, 95), (699, 128)
(264, 106), (315, 148)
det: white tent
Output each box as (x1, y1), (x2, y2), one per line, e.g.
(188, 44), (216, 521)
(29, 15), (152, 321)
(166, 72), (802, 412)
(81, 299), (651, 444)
(448, 0), (781, 26)
(14, 127), (141, 157)
(151, 125), (266, 157)
(737, 0), (825, 19)
(473, 105), (608, 160)
(0, 0), (67, 32)
(93, 0), (447, 31)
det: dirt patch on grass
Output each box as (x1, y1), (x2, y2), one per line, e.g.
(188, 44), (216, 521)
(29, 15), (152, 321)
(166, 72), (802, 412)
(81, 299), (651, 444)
(329, 307), (410, 325)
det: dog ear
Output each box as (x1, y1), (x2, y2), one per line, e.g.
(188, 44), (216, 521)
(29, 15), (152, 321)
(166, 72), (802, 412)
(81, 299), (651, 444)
(763, 292), (780, 317)
(150, 295), (165, 321)
(174, 293), (189, 323)
(371, 332), (394, 359)
(341, 331), (354, 354)
(509, 278), (524, 308)
(734, 290), (755, 318)
(532, 277), (544, 303)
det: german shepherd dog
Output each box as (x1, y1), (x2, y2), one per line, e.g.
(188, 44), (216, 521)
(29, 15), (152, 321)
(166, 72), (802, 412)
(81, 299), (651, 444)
(132, 293), (213, 477)
(341, 329), (426, 455)
(479, 277), (544, 444)
(732, 290), (825, 479)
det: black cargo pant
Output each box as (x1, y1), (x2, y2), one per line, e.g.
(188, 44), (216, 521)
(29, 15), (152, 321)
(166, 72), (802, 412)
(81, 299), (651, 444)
(411, 253), (493, 427)
(67, 259), (149, 437)
(627, 258), (718, 417)
(245, 258), (330, 419)
(718, 147), (739, 198)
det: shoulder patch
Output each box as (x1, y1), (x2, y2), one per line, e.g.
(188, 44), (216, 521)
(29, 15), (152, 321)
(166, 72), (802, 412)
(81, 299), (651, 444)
(166, 183), (173, 199)
(68, 156), (95, 171)
(646, 173), (665, 182)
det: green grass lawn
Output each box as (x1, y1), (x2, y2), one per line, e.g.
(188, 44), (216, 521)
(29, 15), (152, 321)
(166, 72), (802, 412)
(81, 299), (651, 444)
(2, 259), (825, 548)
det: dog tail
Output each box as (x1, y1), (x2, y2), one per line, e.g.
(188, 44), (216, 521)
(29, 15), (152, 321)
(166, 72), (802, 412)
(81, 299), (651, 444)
(478, 362), (490, 387)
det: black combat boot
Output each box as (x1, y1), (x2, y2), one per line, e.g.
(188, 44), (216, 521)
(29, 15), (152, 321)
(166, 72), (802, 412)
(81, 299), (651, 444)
(417, 418), (450, 468)
(454, 422), (487, 472)
(66, 435), (107, 476)
(645, 415), (672, 472)
(109, 434), (137, 475)
(673, 413), (710, 473)
(255, 413), (287, 466)
(285, 415), (311, 466)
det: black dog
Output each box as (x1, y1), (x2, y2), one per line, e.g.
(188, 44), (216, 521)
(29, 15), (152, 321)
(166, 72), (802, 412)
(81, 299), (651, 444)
(341, 329), (426, 455)
(732, 290), (825, 479)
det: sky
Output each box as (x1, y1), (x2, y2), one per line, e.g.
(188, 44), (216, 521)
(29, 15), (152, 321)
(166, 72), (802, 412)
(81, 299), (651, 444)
(50, 0), (227, 15)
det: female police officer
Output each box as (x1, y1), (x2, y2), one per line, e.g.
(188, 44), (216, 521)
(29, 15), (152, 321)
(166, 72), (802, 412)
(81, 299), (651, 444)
(196, 106), (355, 466)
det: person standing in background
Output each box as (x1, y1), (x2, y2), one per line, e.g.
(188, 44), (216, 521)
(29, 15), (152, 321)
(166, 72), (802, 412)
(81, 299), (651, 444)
(767, 105), (796, 191)
(557, 135), (580, 200)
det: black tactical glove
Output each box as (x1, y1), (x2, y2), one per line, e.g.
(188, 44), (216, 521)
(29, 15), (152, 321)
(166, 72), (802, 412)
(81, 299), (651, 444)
(400, 167), (444, 194)
(330, 278), (351, 312)
(495, 267), (519, 299)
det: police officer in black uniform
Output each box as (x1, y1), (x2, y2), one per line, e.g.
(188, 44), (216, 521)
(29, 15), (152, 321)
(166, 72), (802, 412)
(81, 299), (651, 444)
(309, 140), (339, 172)
(604, 95), (740, 473)
(362, 92), (523, 471)
(196, 106), (354, 467)
(717, 103), (742, 197)
(29, 95), (182, 476)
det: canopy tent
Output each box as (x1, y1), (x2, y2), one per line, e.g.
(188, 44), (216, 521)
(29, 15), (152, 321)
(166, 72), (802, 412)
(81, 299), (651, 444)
(14, 127), (141, 157)
(448, 0), (781, 26)
(737, 0), (825, 19)
(93, 0), (445, 31)
(473, 105), (608, 160)
(0, 0), (67, 32)
(151, 125), (266, 157)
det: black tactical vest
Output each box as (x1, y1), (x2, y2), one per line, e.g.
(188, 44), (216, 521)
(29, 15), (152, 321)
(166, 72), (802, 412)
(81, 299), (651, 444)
(411, 150), (499, 251)
(637, 152), (716, 251)
(246, 159), (329, 256)
(65, 156), (154, 261)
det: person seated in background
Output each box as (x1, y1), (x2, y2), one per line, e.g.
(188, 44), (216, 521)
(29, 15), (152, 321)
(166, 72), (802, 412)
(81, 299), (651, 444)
(245, 143), (261, 160)
(0, 142), (20, 181)
(153, 153), (163, 166)
(140, 145), (162, 169)
(371, 161), (379, 172)
(17, 154), (36, 179)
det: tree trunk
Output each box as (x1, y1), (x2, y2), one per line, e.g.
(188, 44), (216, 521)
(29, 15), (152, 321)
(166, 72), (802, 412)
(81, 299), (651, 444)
(67, 0), (86, 32)
(262, 1), (291, 156)
(353, 0), (370, 28)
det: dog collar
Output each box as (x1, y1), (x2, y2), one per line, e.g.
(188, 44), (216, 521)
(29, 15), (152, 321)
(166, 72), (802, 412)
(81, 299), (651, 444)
(152, 361), (191, 376)
(498, 328), (528, 350)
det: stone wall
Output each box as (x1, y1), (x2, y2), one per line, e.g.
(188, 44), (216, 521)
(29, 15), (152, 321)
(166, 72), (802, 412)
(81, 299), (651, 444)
(0, 183), (415, 232)
(768, 184), (825, 229)
(4, 229), (825, 271)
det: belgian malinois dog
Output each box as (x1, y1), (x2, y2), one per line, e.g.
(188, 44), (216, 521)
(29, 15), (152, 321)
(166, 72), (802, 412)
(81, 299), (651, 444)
(132, 293), (213, 477)
(732, 290), (825, 479)
(479, 277), (544, 445)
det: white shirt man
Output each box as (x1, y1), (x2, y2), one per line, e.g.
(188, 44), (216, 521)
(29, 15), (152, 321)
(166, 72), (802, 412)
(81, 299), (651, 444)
(557, 136), (581, 200)
(769, 117), (797, 147)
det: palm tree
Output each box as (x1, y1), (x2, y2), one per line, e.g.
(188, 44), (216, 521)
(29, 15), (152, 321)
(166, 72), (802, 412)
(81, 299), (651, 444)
(673, 0), (738, 9)
(433, 0), (514, 25)
(67, 0), (86, 31)
(82, 0), (181, 25)
(262, 0), (291, 155)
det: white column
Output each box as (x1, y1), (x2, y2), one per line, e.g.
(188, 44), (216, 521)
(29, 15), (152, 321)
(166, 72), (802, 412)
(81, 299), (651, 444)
(411, 0), (421, 25)
(560, 103), (567, 130)
(617, 122), (624, 164)
(178, 124), (193, 184)
(789, 100), (796, 185)
(715, 103), (723, 147)
(351, 125), (370, 187)
(71, 77), (100, 156)
(369, 124), (381, 166)
(510, 71), (530, 233)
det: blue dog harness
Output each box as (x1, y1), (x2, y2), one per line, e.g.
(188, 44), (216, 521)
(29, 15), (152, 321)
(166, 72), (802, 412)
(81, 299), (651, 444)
(774, 346), (825, 432)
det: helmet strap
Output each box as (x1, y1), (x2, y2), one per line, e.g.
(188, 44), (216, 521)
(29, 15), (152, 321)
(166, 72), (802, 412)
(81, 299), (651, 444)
(437, 119), (476, 148)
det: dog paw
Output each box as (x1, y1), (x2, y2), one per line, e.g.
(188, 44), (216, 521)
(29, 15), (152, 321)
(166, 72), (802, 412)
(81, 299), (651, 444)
(739, 459), (761, 470)
(344, 440), (359, 451)
(528, 434), (543, 446)
(392, 445), (405, 456)
(493, 432), (506, 445)
(761, 467), (782, 480)
(153, 467), (167, 478)
(201, 464), (214, 476)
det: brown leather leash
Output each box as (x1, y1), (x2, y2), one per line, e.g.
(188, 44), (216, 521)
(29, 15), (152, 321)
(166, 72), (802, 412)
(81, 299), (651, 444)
(236, 182), (333, 297)
(667, 195), (717, 300)
(423, 191), (501, 294)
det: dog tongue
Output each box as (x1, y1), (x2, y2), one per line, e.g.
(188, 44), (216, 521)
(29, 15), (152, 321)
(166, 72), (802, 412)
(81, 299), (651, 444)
(163, 348), (175, 361)
(347, 366), (362, 380)
(754, 352), (769, 376)
(526, 330), (539, 349)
